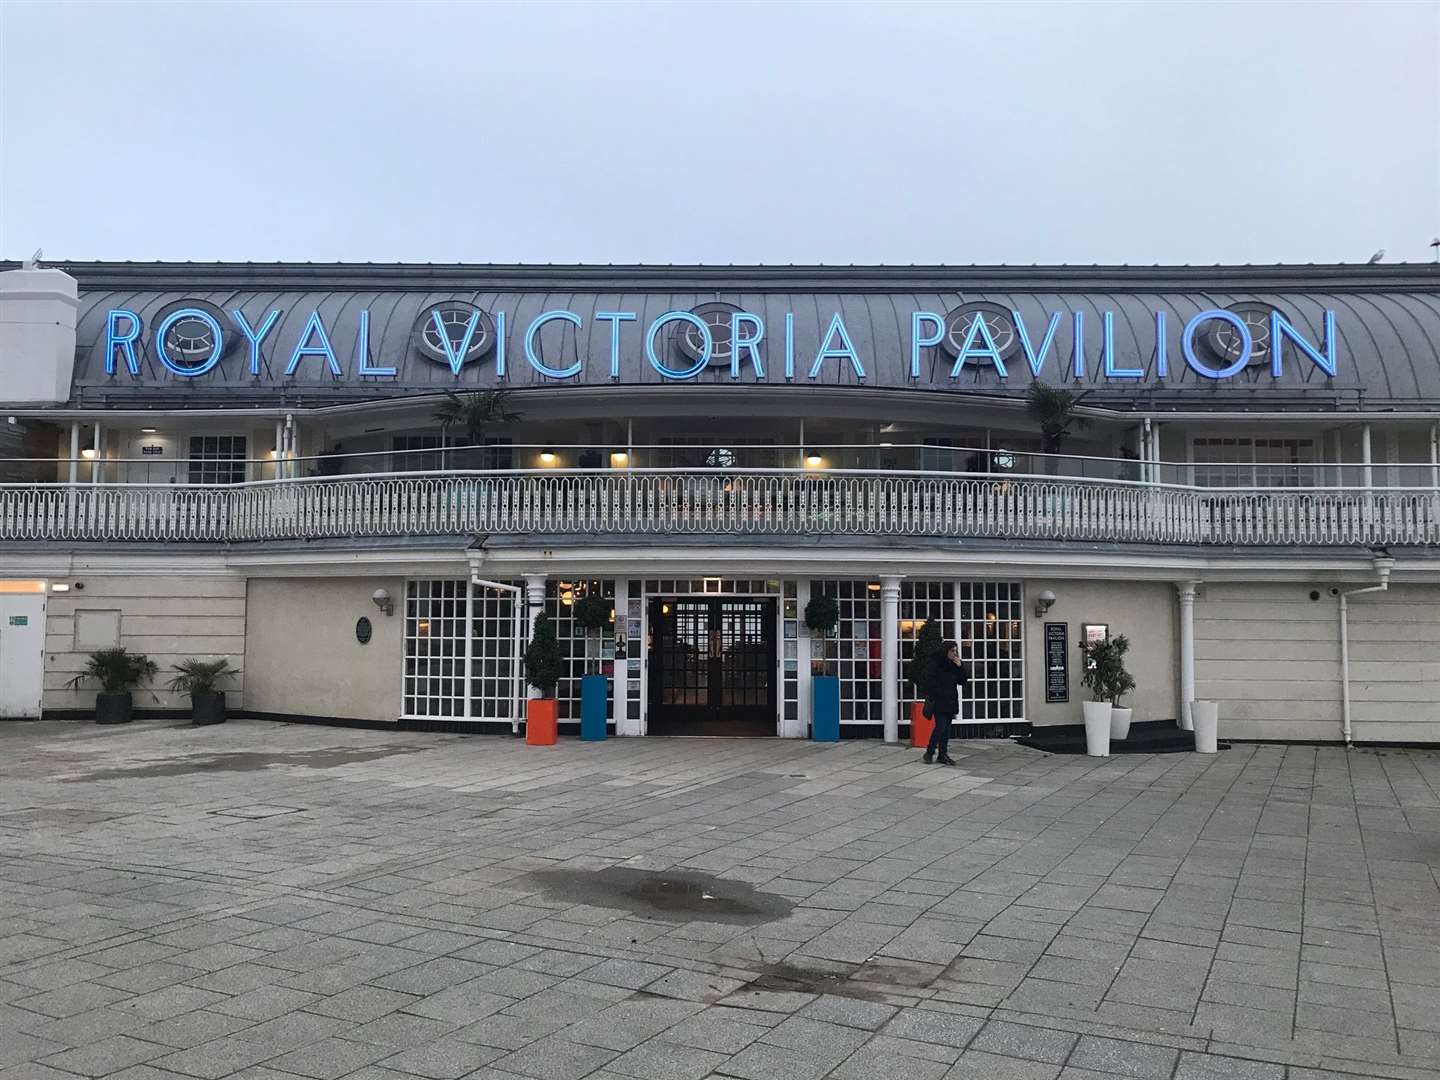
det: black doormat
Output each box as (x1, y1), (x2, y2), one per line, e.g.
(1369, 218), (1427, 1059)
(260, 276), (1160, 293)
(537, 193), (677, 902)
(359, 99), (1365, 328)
(1014, 719), (1228, 755)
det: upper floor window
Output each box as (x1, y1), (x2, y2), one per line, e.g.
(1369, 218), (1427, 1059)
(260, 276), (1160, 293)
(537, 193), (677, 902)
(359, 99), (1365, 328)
(1192, 436), (1316, 487)
(188, 435), (246, 484)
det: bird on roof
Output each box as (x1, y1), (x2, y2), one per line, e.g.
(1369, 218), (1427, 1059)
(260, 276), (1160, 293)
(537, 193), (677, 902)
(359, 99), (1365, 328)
(1367, 249), (1385, 264)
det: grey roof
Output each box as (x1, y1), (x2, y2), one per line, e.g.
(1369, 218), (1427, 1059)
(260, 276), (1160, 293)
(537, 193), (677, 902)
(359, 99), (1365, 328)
(27, 261), (1440, 411)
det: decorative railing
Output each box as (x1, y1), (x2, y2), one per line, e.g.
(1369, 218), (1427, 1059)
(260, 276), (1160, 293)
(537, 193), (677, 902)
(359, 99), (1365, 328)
(1, 470), (1438, 547)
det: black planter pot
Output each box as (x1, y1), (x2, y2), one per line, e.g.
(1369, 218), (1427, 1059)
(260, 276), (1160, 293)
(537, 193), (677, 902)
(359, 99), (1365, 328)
(191, 691), (227, 726)
(95, 692), (133, 725)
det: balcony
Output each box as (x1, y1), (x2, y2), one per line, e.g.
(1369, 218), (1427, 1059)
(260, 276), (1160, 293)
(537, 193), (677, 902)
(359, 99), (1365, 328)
(2, 469), (1438, 547)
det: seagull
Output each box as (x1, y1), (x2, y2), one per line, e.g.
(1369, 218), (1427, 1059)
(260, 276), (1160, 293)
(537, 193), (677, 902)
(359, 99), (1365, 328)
(1367, 249), (1385, 264)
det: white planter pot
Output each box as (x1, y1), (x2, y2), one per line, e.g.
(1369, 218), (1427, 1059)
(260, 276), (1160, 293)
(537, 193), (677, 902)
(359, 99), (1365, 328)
(1192, 700), (1219, 753)
(1082, 701), (1112, 757)
(1110, 707), (1133, 741)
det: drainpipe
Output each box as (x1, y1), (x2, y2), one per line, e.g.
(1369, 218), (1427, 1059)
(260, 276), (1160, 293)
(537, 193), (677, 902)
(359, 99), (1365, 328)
(1142, 417), (1153, 484)
(1339, 551), (1395, 748)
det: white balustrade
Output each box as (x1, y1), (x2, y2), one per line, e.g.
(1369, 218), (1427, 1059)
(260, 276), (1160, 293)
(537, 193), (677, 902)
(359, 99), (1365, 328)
(0, 471), (1437, 547)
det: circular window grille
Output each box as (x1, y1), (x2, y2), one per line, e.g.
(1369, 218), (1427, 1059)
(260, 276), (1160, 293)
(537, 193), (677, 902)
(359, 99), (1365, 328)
(678, 301), (742, 367)
(1205, 304), (1277, 368)
(153, 299), (235, 369)
(940, 302), (1020, 363)
(415, 302), (497, 365)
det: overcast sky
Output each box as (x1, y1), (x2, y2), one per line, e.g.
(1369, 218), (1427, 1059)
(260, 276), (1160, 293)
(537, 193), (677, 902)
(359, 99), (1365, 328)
(2, 0), (1437, 266)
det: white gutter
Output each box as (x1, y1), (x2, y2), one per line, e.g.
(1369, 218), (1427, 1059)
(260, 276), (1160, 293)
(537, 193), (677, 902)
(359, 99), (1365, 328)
(1338, 553), (1395, 748)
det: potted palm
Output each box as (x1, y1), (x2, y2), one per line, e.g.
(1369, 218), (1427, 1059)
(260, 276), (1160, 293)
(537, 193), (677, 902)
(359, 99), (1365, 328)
(432, 388), (521, 468)
(67, 647), (158, 725)
(572, 592), (611, 741)
(1105, 636), (1136, 740)
(1026, 381), (1090, 474)
(524, 611), (565, 745)
(905, 619), (944, 748)
(1080, 635), (1122, 756)
(167, 658), (237, 726)
(804, 592), (840, 741)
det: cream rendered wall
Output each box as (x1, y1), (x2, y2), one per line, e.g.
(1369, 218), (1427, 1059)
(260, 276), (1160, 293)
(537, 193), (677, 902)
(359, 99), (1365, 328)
(44, 575), (246, 710)
(243, 577), (404, 722)
(1195, 582), (1440, 743)
(1024, 579), (1177, 727)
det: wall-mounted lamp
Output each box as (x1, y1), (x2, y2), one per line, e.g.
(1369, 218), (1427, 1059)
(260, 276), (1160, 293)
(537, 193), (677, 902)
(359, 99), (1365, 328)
(1033, 589), (1057, 618)
(371, 587), (394, 617)
(609, 451), (629, 468)
(80, 448), (96, 460)
(50, 583), (71, 592)
(804, 452), (824, 468)
(140, 428), (158, 435)
(539, 449), (557, 465)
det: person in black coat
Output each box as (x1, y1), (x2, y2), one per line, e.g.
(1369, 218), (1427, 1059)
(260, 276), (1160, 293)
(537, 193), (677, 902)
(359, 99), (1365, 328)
(923, 639), (969, 765)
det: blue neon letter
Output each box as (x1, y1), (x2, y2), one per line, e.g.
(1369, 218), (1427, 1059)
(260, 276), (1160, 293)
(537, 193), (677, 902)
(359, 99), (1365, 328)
(784, 313), (795, 380)
(1071, 311), (1086, 379)
(595, 311), (636, 379)
(524, 310), (583, 379)
(430, 308), (481, 376)
(731, 312), (765, 379)
(951, 314), (1008, 378)
(230, 308), (281, 376)
(104, 309), (142, 375)
(809, 313), (865, 379)
(1102, 312), (1143, 379)
(910, 312), (944, 378)
(356, 310), (395, 376)
(154, 307), (224, 377)
(1013, 311), (1062, 378)
(645, 311), (710, 379)
(495, 311), (506, 377)
(1182, 309), (1250, 380)
(1155, 310), (1169, 378)
(1270, 310), (1337, 377)
(285, 310), (343, 376)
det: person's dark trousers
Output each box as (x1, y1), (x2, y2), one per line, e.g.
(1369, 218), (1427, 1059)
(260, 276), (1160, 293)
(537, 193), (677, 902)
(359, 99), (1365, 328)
(926, 711), (956, 760)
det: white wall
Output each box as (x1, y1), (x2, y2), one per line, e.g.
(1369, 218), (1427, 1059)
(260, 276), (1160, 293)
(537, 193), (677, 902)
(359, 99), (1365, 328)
(244, 577), (404, 722)
(44, 575), (246, 710)
(1024, 578), (1177, 728)
(0, 267), (78, 404)
(1194, 582), (1440, 743)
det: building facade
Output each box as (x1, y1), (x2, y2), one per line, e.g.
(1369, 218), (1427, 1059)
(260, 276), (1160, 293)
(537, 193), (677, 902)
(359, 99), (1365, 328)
(1, 260), (1438, 743)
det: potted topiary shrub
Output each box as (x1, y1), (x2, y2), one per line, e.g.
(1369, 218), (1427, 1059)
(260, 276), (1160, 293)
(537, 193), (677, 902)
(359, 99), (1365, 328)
(68, 647), (158, 725)
(166, 658), (237, 726)
(1080, 635), (1120, 756)
(1105, 636), (1136, 741)
(905, 619), (944, 749)
(523, 611), (565, 746)
(572, 592), (612, 742)
(804, 592), (841, 741)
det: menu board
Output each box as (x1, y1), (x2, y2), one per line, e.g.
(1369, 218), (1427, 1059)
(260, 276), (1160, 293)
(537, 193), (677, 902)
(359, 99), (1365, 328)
(1044, 622), (1069, 703)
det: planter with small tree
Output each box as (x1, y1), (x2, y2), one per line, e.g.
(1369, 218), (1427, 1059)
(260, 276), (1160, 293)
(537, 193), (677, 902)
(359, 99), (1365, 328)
(1080, 633), (1132, 756)
(524, 612), (565, 745)
(167, 658), (237, 726)
(905, 619), (945, 748)
(1025, 381), (1090, 474)
(432, 389), (521, 469)
(572, 592), (612, 741)
(804, 592), (840, 741)
(68, 647), (158, 725)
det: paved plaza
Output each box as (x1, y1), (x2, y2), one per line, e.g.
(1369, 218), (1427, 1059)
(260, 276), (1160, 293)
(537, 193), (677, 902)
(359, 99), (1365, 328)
(2, 721), (1438, 1080)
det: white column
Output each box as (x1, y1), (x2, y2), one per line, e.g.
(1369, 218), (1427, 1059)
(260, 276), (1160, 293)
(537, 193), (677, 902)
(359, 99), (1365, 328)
(614, 578), (639, 736)
(524, 574), (546, 701)
(880, 575), (901, 743)
(798, 418), (806, 470)
(274, 420), (284, 480)
(90, 422), (102, 484)
(1177, 581), (1199, 731)
(793, 579), (812, 739)
(1430, 421), (1439, 490)
(68, 421), (79, 484)
(1362, 423), (1373, 489)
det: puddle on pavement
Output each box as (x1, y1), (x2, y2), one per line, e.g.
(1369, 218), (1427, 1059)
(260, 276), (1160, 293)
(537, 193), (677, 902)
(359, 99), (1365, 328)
(58, 745), (426, 783)
(524, 866), (793, 925)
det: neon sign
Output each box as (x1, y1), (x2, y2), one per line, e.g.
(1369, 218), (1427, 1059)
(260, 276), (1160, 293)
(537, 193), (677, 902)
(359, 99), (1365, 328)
(101, 306), (1340, 382)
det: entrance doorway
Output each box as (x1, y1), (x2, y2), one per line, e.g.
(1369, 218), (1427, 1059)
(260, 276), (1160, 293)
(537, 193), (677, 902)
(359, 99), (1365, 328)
(647, 597), (777, 736)
(0, 588), (46, 719)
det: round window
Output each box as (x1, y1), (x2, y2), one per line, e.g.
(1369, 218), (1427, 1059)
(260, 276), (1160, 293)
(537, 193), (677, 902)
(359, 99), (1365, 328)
(940, 302), (1021, 363)
(678, 302), (743, 367)
(415, 302), (497, 366)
